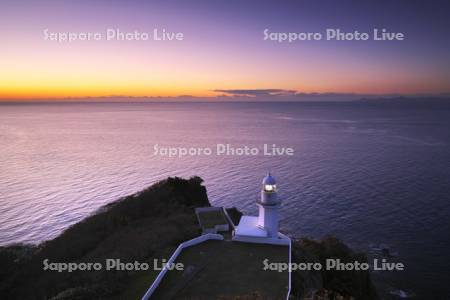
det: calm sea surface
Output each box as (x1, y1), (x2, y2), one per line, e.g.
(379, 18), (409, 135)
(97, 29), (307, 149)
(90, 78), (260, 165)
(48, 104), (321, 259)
(0, 102), (449, 298)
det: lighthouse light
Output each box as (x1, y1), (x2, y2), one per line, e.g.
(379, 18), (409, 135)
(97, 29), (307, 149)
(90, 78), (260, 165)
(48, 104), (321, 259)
(264, 184), (276, 192)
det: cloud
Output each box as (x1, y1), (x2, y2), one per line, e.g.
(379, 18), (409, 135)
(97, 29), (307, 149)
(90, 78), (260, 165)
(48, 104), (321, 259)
(212, 89), (297, 97)
(211, 89), (371, 101)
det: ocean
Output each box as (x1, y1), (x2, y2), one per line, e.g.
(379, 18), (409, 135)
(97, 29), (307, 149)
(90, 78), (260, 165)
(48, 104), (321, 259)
(0, 101), (449, 298)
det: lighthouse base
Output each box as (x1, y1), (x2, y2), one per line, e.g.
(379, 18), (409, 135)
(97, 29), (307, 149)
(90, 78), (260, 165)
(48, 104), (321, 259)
(233, 216), (290, 246)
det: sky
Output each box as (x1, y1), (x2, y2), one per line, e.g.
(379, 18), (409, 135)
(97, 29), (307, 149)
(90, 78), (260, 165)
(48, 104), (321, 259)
(1, 0), (450, 100)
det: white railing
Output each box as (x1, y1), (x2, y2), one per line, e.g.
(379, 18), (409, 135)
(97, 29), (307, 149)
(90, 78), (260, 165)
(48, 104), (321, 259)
(222, 207), (236, 230)
(141, 233), (224, 300)
(286, 235), (292, 300)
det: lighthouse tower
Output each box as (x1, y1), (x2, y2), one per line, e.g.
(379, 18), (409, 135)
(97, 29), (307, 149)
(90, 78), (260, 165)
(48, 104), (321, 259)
(233, 173), (289, 245)
(258, 173), (281, 238)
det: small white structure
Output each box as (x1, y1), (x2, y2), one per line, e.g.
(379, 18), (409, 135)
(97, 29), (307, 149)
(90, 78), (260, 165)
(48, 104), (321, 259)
(195, 206), (229, 234)
(233, 173), (290, 245)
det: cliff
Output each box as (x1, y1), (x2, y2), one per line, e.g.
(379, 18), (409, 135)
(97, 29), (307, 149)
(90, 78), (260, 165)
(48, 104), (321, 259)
(0, 177), (377, 300)
(0, 176), (208, 299)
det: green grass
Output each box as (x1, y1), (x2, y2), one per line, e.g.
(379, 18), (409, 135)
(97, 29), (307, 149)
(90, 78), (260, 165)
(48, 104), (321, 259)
(111, 246), (177, 300)
(151, 240), (289, 300)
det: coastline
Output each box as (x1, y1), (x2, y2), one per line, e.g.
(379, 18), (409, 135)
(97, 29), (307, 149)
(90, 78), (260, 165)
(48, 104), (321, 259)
(0, 177), (377, 299)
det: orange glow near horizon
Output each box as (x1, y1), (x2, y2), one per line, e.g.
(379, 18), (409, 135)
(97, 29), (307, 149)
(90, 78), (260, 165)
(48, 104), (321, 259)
(1, 1), (450, 100)
(2, 40), (449, 100)
(2, 71), (448, 100)
(2, 49), (448, 100)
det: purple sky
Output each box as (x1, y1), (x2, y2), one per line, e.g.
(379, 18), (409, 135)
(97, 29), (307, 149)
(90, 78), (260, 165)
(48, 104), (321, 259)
(1, 0), (450, 100)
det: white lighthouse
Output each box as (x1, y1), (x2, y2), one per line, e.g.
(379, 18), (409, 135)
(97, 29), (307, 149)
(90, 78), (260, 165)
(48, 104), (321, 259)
(258, 173), (281, 238)
(233, 173), (289, 245)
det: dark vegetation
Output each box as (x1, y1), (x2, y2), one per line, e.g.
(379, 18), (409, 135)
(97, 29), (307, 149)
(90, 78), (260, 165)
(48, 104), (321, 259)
(290, 236), (378, 300)
(0, 176), (208, 300)
(0, 176), (376, 300)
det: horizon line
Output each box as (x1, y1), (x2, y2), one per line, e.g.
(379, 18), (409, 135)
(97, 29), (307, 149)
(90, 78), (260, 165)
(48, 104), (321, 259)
(1, 91), (450, 102)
